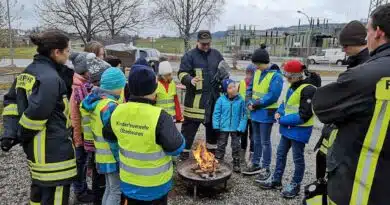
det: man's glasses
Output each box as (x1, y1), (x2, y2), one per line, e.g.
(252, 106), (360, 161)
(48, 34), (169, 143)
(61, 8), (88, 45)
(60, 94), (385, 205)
(200, 43), (210, 47)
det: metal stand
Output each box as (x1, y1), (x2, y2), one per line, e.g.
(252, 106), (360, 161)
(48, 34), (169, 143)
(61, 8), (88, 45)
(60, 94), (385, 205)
(193, 185), (197, 200)
(224, 181), (228, 190)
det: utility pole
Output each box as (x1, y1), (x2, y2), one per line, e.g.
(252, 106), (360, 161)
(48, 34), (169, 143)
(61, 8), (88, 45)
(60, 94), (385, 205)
(297, 10), (312, 67)
(6, 0), (15, 67)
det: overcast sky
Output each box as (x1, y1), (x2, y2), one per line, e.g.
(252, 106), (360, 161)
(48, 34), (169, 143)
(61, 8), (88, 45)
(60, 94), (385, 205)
(15, 0), (370, 36)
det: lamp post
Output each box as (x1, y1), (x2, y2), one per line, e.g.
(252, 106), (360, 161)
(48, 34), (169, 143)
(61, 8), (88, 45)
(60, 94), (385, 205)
(297, 10), (312, 66)
(6, 0), (15, 67)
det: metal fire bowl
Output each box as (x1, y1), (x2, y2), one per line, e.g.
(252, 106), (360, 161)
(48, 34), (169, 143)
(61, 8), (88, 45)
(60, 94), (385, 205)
(177, 160), (232, 187)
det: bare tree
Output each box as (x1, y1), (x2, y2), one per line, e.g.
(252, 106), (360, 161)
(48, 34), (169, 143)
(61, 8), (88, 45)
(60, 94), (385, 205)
(98, 0), (148, 39)
(151, 0), (225, 52)
(36, 0), (106, 44)
(0, 0), (24, 47)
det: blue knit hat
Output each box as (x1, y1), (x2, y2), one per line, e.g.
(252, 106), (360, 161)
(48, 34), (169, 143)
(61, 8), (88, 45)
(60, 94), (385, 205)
(222, 79), (235, 93)
(128, 66), (157, 96)
(246, 64), (257, 73)
(100, 67), (126, 91)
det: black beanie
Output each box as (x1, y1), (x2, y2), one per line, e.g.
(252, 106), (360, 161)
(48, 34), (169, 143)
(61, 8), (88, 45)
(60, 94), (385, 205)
(128, 66), (157, 97)
(339, 20), (367, 46)
(252, 48), (270, 64)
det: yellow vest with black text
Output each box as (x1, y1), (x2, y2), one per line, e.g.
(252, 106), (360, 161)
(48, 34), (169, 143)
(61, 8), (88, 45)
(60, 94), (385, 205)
(110, 102), (173, 187)
(285, 84), (314, 127)
(156, 81), (176, 116)
(91, 98), (117, 164)
(252, 70), (278, 109)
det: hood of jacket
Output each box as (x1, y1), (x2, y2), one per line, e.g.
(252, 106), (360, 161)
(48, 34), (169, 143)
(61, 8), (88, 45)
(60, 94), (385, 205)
(82, 87), (120, 112)
(290, 77), (317, 90)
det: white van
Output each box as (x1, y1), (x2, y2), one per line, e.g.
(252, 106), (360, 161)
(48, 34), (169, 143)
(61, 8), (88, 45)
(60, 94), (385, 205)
(308, 48), (346, 66)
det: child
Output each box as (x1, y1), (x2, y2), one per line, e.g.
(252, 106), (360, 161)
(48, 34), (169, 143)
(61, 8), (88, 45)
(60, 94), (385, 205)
(257, 60), (317, 199)
(156, 61), (183, 122)
(69, 52), (97, 203)
(104, 55), (128, 103)
(81, 67), (126, 205)
(238, 64), (256, 165)
(242, 48), (283, 178)
(213, 79), (247, 173)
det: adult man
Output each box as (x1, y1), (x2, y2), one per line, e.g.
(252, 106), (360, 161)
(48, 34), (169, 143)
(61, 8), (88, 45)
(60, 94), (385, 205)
(313, 4), (390, 205)
(178, 30), (224, 160)
(340, 20), (370, 69)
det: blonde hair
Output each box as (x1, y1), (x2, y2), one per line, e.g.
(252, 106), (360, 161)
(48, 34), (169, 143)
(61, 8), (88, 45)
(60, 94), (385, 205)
(84, 41), (104, 56)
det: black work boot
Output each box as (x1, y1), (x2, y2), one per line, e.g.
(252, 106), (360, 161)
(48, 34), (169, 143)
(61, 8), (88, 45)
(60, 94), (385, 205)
(233, 159), (241, 173)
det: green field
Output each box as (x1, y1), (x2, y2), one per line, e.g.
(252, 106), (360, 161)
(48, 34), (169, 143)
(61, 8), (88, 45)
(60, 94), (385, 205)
(0, 38), (226, 59)
(0, 47), (37, 59)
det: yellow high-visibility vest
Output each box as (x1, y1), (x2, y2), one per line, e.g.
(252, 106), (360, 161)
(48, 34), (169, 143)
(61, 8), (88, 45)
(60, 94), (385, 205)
(156, 81), (176, 116)
(239, 80), (246, 100)
(110, 102), (173, 187)
(91, 98), (117, 164)
(284, 84), (314, 127)
(252, 70), (278, 109)
(350, 77), (390, 205)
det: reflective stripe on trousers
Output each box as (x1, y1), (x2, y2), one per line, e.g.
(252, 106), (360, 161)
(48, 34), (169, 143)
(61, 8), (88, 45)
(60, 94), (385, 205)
(120, 161), (172, 176)
(120, 148), (166, 161)
(350, 100), (390, 205)
(306, 195), (323, 205)
(54, 186), (64, 205)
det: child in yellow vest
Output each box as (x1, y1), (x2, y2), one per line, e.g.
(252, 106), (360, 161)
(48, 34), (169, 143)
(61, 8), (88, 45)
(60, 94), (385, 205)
(156, 61), (183, 122)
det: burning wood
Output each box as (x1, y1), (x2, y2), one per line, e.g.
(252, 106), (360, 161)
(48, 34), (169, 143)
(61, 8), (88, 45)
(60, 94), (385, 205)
(192, 141), (220, 179)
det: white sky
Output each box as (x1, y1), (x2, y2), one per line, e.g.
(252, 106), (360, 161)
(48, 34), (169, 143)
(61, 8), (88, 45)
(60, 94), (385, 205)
(15, 0), (370, 36)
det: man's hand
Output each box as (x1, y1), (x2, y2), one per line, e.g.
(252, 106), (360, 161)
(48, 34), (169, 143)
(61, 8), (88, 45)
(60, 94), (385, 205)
(275, 113), (281, 120)
(191, 77), (201, 86)
(1, 138), (18, 152)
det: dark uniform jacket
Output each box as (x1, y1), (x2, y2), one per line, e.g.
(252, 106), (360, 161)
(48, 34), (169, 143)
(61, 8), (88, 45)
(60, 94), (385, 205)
(346, 47), (370, 69)
(178, 47), (224, 123)
(313, 43), (390, 204)
(2, 55), (76, 187)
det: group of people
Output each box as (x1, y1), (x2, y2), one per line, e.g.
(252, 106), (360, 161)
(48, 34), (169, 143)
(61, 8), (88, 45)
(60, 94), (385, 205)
(1, 3), (390, 205)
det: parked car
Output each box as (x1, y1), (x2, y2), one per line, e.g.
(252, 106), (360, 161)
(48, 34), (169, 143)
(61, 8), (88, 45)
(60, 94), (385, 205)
(237, 50), (253, 60)
(308, 48), (347, 66)
(136, 48), (161, 72)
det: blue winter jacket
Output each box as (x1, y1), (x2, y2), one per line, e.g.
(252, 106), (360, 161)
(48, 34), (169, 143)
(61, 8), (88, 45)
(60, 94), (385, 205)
(213, 94), (247, 132)
(277, 84), (315, 144)
(246, 65), (283, 123)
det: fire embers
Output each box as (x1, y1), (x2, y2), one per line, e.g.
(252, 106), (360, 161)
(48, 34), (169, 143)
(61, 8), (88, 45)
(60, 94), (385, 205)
(192, 141), (220, 179)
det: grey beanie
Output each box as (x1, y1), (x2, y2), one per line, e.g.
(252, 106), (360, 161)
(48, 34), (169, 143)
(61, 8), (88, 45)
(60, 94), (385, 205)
(339, 21), (367, 46)
(69, 52), (96, 74)
(87, 58), (111, 83)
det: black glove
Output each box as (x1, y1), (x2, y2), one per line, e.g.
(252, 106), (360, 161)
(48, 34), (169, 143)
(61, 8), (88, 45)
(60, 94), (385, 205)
(1, 138), (19, 152)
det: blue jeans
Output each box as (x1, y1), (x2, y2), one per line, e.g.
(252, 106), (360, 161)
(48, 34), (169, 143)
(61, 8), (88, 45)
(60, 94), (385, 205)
(73, 146), (88, 194)
(273, 136), (306, 184)
(102, 172), (121, 205)
(251, 121), (273, 169)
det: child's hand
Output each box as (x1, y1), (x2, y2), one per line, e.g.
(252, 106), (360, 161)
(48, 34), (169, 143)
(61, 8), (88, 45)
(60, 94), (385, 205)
(248, 104), (254, 111)
(275, 113), (281, 120)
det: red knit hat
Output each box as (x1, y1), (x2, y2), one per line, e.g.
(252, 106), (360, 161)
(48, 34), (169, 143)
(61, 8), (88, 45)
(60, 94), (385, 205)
(283, 60), (305, 78)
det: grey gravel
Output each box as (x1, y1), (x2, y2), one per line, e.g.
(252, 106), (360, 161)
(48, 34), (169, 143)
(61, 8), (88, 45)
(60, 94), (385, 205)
(0, 124), (321, 205)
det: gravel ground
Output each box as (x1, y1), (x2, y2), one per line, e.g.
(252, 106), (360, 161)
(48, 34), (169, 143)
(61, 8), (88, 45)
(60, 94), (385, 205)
(0, 123), (321, 205)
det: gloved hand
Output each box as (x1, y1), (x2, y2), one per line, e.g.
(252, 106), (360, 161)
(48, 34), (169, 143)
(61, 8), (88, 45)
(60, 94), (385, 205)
(1, 138), (19, 152)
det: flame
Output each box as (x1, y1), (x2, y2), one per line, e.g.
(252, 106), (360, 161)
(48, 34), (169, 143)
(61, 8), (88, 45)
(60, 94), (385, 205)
(192, 141), (219, 173)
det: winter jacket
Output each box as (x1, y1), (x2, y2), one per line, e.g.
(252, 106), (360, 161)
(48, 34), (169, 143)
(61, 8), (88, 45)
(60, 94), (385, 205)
(70, 73), (93, 147)
(2, 55), (76, 187)
(246, 65), (283, 123)
(346, 47), (370, 69)
(213, 94), (247, 133)
(313, 43), (390, 204)
(178, 47), (224, 123)
(102, 96), (185, 201)
(277, 78), (317, 143)
(81, 88), (121, 174)
(157, 79), (183, 121)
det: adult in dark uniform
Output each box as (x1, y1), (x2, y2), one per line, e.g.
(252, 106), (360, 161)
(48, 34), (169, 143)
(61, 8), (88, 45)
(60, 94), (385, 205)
(178, 30), (224, 160)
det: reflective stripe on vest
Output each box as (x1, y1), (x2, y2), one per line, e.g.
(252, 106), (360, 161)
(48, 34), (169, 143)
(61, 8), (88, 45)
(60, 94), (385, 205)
(81, 107), (94, 142)
(252, 70), (278, 109)
(156, 81), (176, 116)
(91, 98), (117, 164)
(111, 102), (173, 187)
(350, 78), (390, 205)
(239, 80), (246, 99)
(285, 84), (314, 127)
(183, 69), (205, 120)
(306, 195), (323, 205)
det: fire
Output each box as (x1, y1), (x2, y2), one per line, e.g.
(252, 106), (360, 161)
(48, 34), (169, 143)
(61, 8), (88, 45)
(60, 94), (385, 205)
(192, 141), (219, 173)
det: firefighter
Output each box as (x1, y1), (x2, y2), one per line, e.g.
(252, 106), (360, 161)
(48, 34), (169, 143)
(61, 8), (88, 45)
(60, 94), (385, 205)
(103, 66), (185, 204)
(0, 31), (76, 204)
(313, 4), (390, 204)
(303, 20), (369, 205)
(178, 30), (224, 160)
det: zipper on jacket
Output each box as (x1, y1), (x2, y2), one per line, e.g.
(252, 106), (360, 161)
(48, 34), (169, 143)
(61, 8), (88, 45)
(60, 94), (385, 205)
(230, 101), (233, 128)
